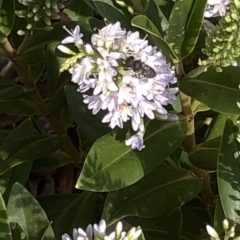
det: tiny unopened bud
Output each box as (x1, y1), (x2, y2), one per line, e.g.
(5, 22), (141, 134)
(15, 10), (27, 18)
(234, 0), (240, 9)
(85, 44), (94, 54)
(58, 3), (64, 9)
(127, 6), (134, 14)
(45, 0), (51, 8)
(50, 13), (60, 19)
(34, 13), (41, 21)
(44, 8), (51, 16)
(17, 30), (26, 36)
(51, 1), (58, 10)
(27, 12), (34, 18)
(222, 219), (229, 230)
(115, 221), (123, 239)
(26, 23), (32, 30)
(215, 67), (223, 72)
(116, 0), (126, 7)
(33, 4), (40, 13)
(57, 45), (77, 55)
(43, 16), (51, 25)
(206, 225), (219, 239)
(43, 26), (54, 31)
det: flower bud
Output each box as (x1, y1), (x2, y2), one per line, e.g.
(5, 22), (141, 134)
(116, 0), (126, 7)
(127, 6), (134, 14)
(17, 30), (26, 36)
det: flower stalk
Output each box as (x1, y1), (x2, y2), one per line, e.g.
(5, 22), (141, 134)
(176, 61), (215, 203)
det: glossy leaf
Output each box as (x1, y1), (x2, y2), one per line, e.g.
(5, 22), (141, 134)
(65, 85), (111, 141)
(0, 98), (37, 115)
(32, 150), (73, 172)
(46, 43), (68, 96)
(189, 137), (220, 171)
(213, 199), (225, 235)
(0, 130), (10, 146)
(181, 0), (208, 59)
(167, 208), (182, 240)
(146, 0), (167, 34)
(205, 114), (238, 141)
(16, 45), (46, 65)
(48, 74), (70, 115)
(217, 119), (240, 225)
(0, 0), (15, 39)
(77, 119), (187, 192)
(93, 0), (134, 30)
(64, 0), (93, 31)
(35, 223), (55, 240)
(37, 194), (79, 221)
(0, 119), (34, 198)
(0, 135), (62, 175)
(166, 0), (192, 57)
(179, 67), (240, 115)
(54, 192), (104, 239)
(103, 164), (202, 223)
(7, 183), (55, 240)
(0, 193), (12, 240)
(0, 76), (33, 101)
(29, 62), (45, 83)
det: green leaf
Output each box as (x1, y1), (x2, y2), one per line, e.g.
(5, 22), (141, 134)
(35, 223), (55, 240)
(7, 183), (55, 240)
(92, 0), (134, 31)
(166, 0), (192, 57)
(53, 192), (104, 239)
(0, 130), (10, 146)
(103, 164), (202, 224)
(65, 85), (111, 141)
(48, 74), (70, 115)
(181, 0), (208, 59)
(0, 76), (33, 101)
(15, 46), (46, 65)
(179, 67), (240, 115)
(213, 199), (225, 235)
(46, 42), (68, 96)
(88, 17), (106, 31)
(0, 135), (62, 175)
(77, 119), (187, 192)
(37, 194), (79, 221)
(0, 119), (34, 198)
(64, 0), (93, 31)
(28, 62), (45, 83)
(167, 208), (182, 240)
(131, 15), (177, 62)
(145, 0), (167, 35)
(0, 193), (12, 240)
(32, 150), (72, 172)
(217, 119), (240, 225)
(0, 0), (15, 39)
(0, 99), (37, 115)
(189, 137), (220, 171)
(205, 114), (238, 141)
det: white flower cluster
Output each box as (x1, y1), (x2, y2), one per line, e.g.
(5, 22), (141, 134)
(204, 0), (230, 18)
(62, 219), (142, 240)
(58, 22), (178, 150)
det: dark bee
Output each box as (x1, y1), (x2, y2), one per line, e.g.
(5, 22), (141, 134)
(124, 56), (156, 78)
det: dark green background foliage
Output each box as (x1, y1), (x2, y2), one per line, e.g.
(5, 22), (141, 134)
(0, 0), (240, 239)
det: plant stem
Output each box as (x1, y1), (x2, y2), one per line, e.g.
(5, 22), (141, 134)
(176, 61), (215, 203)
(2, 39), (81, 164)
